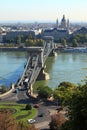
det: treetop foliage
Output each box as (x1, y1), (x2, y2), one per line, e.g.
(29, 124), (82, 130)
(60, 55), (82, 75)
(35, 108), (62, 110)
(53, 81), (87, 130)
(0, 110), (38, 130)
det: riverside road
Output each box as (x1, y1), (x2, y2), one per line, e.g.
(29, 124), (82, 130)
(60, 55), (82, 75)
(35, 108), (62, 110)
(0, 86), (58, 130)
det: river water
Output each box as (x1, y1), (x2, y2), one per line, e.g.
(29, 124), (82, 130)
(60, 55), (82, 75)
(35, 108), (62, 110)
(0, 52), (87, 88)
(34, 52), (87, 88)
(0, 52), (27, 88)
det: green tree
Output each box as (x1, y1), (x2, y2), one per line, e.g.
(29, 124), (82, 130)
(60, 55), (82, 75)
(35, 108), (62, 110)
(74, 34), (80, 42)
(37, 85), (52, 99)
(0, 110), (38, 130)
(17, 35), (22, 45)
(1, 85), (8, 93)
(61, 39), (67, 47)
(53, 82), (76, 105)
(36, 39), (44, 46)
(28, 34), (32, 39)
(58, 81), (76, 89)
(61, 82), (87, 130)
(72, 39), (78, 47)
(66, 84), (87, 130)
(25, 104), (32, 110)
(49, 113), (66, 130)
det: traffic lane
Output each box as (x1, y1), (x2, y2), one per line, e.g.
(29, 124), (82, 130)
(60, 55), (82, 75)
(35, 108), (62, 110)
(34, 105), (51, 123)
(0, 88), (29, 103)
(17, 89), (28, 100)
(0, 92), (18, 102)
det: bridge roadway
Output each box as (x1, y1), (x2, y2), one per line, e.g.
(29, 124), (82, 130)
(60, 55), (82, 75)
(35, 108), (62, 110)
(17, 41), (54, 93)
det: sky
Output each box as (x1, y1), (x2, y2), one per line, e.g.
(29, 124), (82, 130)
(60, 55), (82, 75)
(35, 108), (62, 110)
(0, 0), (87, 23)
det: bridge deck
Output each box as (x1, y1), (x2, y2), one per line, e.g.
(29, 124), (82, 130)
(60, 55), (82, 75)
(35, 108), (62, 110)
(17, 42), (54, 90)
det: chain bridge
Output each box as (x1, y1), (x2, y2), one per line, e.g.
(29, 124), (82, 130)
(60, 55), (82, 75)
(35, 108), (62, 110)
(17, 37), (56, 95)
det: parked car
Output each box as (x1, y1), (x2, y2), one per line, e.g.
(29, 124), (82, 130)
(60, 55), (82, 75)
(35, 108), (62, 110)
(34, 104), (39, 108)
(27, 119), (36, 124)
(38, 113), (44, 117)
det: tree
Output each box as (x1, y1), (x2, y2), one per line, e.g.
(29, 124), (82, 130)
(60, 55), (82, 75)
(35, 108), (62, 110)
(37, 85), (52, 99)
(58, 81), (76, 89)
(28, 34), (32, 39)
(49, 113), (66, 130)
(0, 110), (38, 130)
(16, 35), (22, 45)
(0, 110), (17, 130)
(61, 39), (67, 47)
(1, 85), (8, 93)
(36, 39), (44, 46)
(72, 39), (78, 47)
(66, 84), (87, 130)
(62, 82), (87, 130)
(53, 82), (76, 105)
(25, 104), (32, 110)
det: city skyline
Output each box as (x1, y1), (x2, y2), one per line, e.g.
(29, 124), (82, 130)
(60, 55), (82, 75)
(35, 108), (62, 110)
(0, 0), (87, 23)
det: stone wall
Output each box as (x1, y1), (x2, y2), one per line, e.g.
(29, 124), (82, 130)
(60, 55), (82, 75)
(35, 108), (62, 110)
(0, 84), (15, 98)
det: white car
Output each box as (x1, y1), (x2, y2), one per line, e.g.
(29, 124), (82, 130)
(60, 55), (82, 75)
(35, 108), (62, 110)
(27, 119), (36, 124)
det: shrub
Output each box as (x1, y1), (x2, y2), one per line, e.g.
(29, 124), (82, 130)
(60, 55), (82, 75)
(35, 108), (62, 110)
(25, 104), (32, 110)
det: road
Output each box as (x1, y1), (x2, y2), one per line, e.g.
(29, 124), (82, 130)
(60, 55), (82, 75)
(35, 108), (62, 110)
(0, 87), (58, 130)
(35, 121), (50, 130)
(0, 87), (29, 103)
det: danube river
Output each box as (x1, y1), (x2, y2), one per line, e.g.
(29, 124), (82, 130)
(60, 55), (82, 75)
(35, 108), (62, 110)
(0, 52), (87, 88)
(0, 52), (27, 88)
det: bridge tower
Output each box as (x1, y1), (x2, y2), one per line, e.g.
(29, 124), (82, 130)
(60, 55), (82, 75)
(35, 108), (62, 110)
(43, 36), (54, 49)
(37, 48), (44, 68)
(27, 47), (44, 68)
(26, 47), (44, 95)
(43, 36), (56, 56)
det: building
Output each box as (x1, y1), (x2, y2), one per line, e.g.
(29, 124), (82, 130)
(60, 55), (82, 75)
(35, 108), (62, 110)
(60, 15), (67, 29)
(41, 28), (69, 41)
(41, 15), (70, 41)
(56, 15), (70, 30)
(56, 18), (59, 28)
(2, 30), (35, 43)
(5, 30), (35, 40)
(73, 27), (87, 35)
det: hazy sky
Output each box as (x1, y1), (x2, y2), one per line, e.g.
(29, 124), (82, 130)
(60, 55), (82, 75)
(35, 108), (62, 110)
(0, 0), (87, 22)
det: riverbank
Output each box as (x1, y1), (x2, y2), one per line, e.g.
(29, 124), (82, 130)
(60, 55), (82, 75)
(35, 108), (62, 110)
(0, 46), (27, 52)
(0, 84), (14, 98)
(1, 46), (87, 53)
(56, 47), (87, 53)
(0, 46), (43, 52)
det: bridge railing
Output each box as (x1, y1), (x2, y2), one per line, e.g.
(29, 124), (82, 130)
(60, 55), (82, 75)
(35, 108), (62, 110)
(43, 44), (53, 64)
(29, 44), (53, 85)
(17, 56), (31, 86)
(29, 55), (39, 85)
(30, 67), (41, 87)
